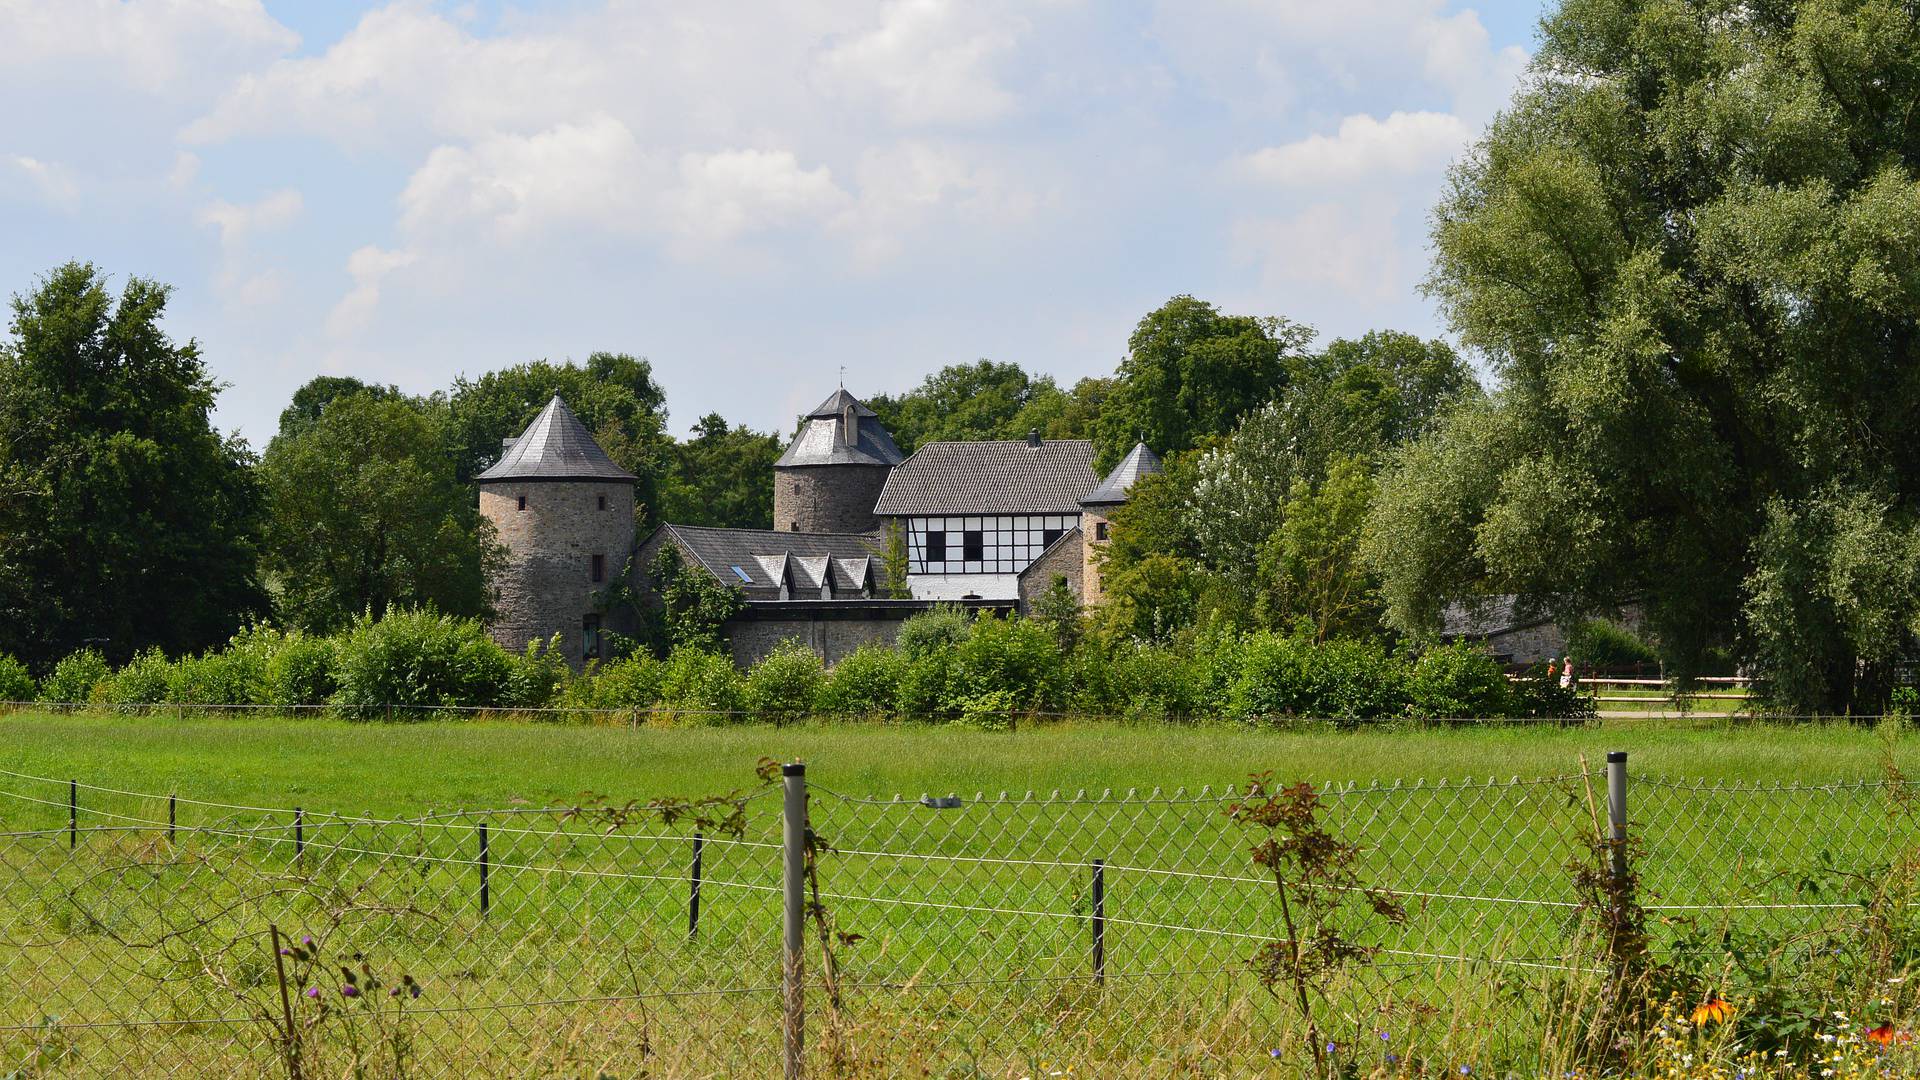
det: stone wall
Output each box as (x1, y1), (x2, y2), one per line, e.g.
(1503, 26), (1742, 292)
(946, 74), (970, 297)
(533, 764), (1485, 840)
(772, 464), (889, 534)
(1017, 527), (1083, 614)
(1080, 507), (1112, 605)
(480, 480), (636, 668)
(726, 606), (906, 667)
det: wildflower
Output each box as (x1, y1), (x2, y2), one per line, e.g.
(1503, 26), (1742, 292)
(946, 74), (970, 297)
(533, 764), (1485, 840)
(1459, 1067), (1472, 1076)
(1378, 1031), (1390, 1042)
(340, 984), (360, 998)
(1865, 1023), (1906, 1045)
(278, 948), (291, 957)
(1692, 998), (1734, 1025)
(301, 935), (313, 947)
(1269, 1049), (1281, 1059)
(1326, 1042), (1337, 1054)
(303, 987), (319, 1000)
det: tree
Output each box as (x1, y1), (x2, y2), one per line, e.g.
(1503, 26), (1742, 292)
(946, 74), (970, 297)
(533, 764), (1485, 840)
(259, 392), (501, 633)
(657, 413), (781, 529)
(866, 360), (1070, 452)
(1093, 296), (1314, 470)
(880, 520), (911, 598)
(448, 352), (672, 521)
(0, 262), (266, 669)
(1256, 457), (1380, 642)
(647, 544), (744, 654)
(277, 376), (404, 438)
(1369, 0), (1920, 711)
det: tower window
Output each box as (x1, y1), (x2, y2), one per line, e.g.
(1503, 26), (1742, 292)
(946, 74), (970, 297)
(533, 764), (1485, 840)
(1094, 521), (1109, 541)
(583, 614), (601, 661)
(962, 531), (984, 562)
(591, 554), (606, 583)
(597, 494), (607, 511)
(925, 530), (947, 562)
(516, 495), (527, 511)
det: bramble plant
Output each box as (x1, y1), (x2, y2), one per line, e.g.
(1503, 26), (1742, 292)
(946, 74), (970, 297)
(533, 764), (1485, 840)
(1228, 771), (1405, 1078)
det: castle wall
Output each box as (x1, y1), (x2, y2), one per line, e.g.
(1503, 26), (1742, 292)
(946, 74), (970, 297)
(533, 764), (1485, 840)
(480, 481), (636, 668)
(773, 465), (888, 534)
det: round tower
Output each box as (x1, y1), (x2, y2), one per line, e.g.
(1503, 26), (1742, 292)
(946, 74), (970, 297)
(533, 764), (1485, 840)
(1079, 442), (1163, 606)
(772, 389), (904, 534)
(476, 395), (637, 668)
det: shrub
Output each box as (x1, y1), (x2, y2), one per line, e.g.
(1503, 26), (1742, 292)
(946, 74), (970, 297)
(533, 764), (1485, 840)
(951, 688), (1019, 731)
(948, 616), (1064, 714)
(102, 649), (172, 711)
(169, 649), (267, 707)
(0, 653), (36, 703)
(1103, 640), (1207, 722)
(39, 648), (109, 704)
(566, 655), (666, 714)
(1567, 619), (1658, 669)
(895, 606), (970, 659)
(896, 649), (956, 721)
(656, 648), (746, 722)
(1226, 633), (1309, 721)
(503, 635), (571, 712)
(264, 633), (337, 708)
(1407, 644), (1515, 720)
(816, 645), (905, 718)
(331, 608), (514, 719)
(1510, 667), (1598, 720)
(1292, 638), (1409, 723)
(744, 640), (826, 724)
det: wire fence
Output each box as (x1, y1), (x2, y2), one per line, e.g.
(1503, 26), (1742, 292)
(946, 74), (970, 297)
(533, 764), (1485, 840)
(3, 756), (1919, 1077)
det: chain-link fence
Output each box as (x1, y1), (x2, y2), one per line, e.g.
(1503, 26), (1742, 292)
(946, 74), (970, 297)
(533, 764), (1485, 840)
(2, 755), (1917, 1077)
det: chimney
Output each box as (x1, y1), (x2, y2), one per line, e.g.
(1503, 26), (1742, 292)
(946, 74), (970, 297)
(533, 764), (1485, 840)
(1026, 429), (1041, 448)
(500, 437), (516, 452)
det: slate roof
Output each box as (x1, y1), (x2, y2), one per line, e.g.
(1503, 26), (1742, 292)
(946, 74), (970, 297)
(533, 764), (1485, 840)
(773, 389), (905, 469)
(1081, 442), (1164, 506)
(659, 524), (884, 600)
(475, 396), (637, 483)
(872, 439), (1098, 516)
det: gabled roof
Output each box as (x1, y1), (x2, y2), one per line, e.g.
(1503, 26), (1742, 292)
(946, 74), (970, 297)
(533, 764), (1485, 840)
(773, 389), (904, 469)
(1081, 443), (1163, 506)
(873, 439), (1097, 516)
(476, 396), (637, 483)
(659, 524), (884, 600)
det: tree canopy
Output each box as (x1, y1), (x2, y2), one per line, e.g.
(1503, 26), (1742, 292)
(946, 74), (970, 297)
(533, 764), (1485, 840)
(866, 360), (1087, 453)
(259, 392), (502, 633)
(1367, 0), (1920, 710)
(657, 413), (782, 530)
(0, 262), (266, 669)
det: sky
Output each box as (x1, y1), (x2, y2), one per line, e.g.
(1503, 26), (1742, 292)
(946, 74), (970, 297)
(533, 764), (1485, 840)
(0, 0), (1549, 445)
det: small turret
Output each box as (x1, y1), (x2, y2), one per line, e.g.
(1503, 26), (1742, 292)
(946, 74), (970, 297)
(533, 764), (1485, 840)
(771, 389), (903, 534)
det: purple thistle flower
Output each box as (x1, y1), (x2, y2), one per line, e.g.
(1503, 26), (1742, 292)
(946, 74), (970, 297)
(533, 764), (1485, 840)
(408, 983), (421, 999)
(301, 936), (313, 947)
(278, 948), (291, 956)
(340, 984), (360, 998)
(304, 987), (320, 1000)
(1379, 1031), (1390, 1042)
(1326, 1042), (1337, 1054)
(1269, 1049), (1282, 1059)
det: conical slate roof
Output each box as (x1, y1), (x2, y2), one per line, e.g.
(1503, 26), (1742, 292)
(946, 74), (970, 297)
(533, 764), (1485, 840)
(774, 388), (905, 468)
(1080, 442), (1163, 506)
(475, 396), (638, 482)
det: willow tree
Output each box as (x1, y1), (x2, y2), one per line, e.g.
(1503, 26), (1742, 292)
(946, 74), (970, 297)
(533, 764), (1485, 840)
(1367, 0), (1920, 711)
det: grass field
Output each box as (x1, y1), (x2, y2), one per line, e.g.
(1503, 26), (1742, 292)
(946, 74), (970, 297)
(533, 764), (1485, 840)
(3, 710), (1917, 1078)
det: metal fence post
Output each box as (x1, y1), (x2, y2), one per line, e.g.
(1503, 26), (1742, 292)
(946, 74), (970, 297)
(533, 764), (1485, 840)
(1091, 859), (1106, 984)
(688, 832), (704, 940)
(782, 762), (807, 1080)
(168, 794), (176, 843)
(478, 822), (490, 917)
(294, 807), (304, 861)
(68, 780), (76, 850)
(1605, 751), (1628, 881)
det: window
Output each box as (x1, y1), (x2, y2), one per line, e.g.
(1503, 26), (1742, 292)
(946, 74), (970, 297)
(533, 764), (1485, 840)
(1095, 521), (1109, 542)
(582, 615), (601, 662)
(925, 530), (947, 562)
(962, 530), (984, 562)
(597, 494), (608, 511)
(1041, 528), (1063, 549)
(591, 553), (606, 583)
(730, 565), (753, 584)
(516, 494), (527, 511)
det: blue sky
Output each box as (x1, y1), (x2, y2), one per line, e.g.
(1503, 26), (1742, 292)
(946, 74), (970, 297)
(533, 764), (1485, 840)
(0, 0), (1548, 443)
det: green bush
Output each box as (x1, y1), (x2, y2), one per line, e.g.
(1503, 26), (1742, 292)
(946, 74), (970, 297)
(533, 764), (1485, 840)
(264, 633), (337, 708)
(1103, 640), (1207, 722)
(39, 648), (109, 704)
(951, 688), (1019, 731)
(0, 653), (34, 703)
(816, 645), (905, 718)
(947, 616), (1064, 714)
(896, 606), (971, 659)
(566, 656), (666, 714)
(103, 648), (172, 711)
(331, 608), (514, 719)
(656, 648), (746, 722)
(1509, 669), (1597, 720)
(503, 636), (571, 712)
(1407, 644), (1515, 720)
(743, 640), (825, 724)
(1226, 633), (1309, 721)
(1567, 619), (1658, 668)
(1227, 634), (1409, 725)
(169, 649), (267, 707)
(896, 649), (956, 720)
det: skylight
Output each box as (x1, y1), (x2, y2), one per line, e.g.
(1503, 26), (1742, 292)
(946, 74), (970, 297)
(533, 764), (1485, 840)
(730, 566), (753, 583)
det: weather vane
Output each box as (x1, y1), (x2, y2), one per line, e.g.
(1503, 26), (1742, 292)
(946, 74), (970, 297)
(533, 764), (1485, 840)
(838, 365), (846, 388)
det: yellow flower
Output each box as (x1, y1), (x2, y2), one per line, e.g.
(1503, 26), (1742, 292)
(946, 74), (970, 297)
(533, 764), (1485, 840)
(1691, 998), (1733, 1026)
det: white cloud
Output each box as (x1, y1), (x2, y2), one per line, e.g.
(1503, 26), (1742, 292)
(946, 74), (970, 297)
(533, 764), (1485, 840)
(1241, 111), (1473, 188)
(833, 142), (1038, 263)
(166, 151), (201, 191)
(1233, 199), (1405, 301)
(3, 155), (80, 210)
(815, 0), (1024, 127)
(671, 150), (850, 243)
(196, 188), (303, 249)
(326, 245), (418, 339)
(0, 0), (295, 98)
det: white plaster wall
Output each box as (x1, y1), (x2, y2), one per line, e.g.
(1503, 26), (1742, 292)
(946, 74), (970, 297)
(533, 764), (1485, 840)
(906, 572), (1022, 601)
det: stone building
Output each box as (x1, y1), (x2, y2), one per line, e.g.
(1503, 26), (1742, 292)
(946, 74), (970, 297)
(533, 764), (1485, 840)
(478, 396), (638, 667)
(488, 387), (1160, 667)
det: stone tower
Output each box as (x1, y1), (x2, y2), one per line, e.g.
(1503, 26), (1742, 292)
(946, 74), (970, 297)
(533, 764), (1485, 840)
(772, 389), (904, 534)
(476, 396), (637, 668)
(1079, 442), (1163, 606)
